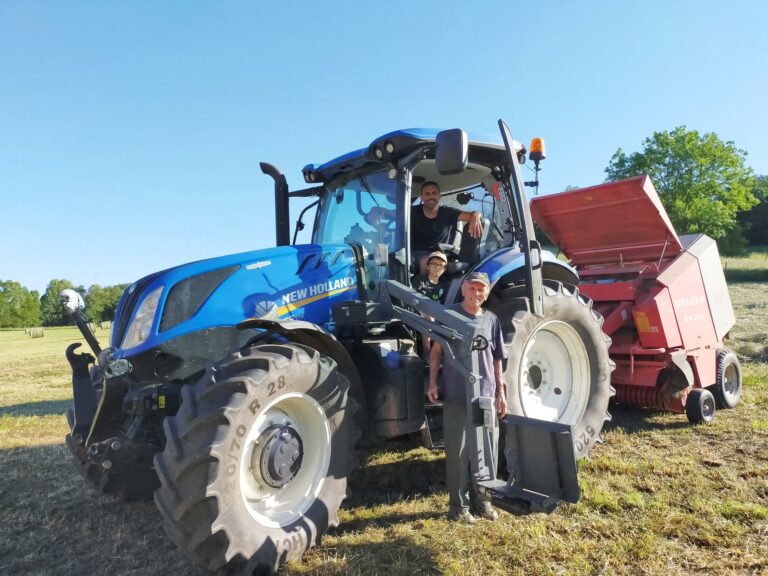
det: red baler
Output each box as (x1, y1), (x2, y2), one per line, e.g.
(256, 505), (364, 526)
(531, 175), (742, 423)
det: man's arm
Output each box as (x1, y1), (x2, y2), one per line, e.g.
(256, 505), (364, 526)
(427, 341), (442, 404)
(494, 358), (507, 416)
(458, 210), (484, 238)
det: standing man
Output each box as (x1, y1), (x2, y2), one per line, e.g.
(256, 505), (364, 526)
(427, 271), (507, 523)
(411, 181), (484, 272)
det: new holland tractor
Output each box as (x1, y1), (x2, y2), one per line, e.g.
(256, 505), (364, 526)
(63, 120), (614, 574)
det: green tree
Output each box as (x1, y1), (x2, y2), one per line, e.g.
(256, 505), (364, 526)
(40, 279), (79, 326)
(605, 127), (758, 240)
(740, 176), (768, 246)
(0, 280), (41, 328)
(85, 283), (128, 323)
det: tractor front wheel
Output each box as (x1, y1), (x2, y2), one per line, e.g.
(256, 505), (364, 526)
(154, 343), (357, 575)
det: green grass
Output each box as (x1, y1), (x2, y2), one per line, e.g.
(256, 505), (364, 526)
(1, 285), (767, 576)
(722, 247), (768, 282)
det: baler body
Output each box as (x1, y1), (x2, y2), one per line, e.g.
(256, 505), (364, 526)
(531, 175), (736, 413)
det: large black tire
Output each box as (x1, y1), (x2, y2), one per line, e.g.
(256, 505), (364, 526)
(490, 282), (614, 460)
(710, 349), (742, 409)
(154, 343), (357, 575)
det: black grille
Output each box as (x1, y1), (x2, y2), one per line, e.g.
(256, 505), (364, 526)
(159, 266), (239, 332)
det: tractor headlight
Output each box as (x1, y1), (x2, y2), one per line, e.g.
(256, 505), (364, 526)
(121, 285), (164, 350)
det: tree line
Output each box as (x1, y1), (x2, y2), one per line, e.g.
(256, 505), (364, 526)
(0, 279), (128, 329)
(604, 126), (766, 255)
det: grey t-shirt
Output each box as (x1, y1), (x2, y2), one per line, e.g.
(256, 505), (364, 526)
(440, 304), (508, 403)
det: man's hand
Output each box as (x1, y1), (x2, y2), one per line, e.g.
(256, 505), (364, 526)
(468, 211), (483, 238)
(496, 384), (507, 417)
(427, 380), (440, 404)
(428, 341), (442, 404)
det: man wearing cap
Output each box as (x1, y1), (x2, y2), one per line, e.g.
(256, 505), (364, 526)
(427, 271), (508, 523)
(411, 181), (483, 273)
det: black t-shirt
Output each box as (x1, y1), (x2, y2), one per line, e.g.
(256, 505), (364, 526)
(412, 275), (447, 303)
(410, 204), (461, 251)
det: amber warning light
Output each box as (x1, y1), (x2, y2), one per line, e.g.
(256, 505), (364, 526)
(524, 138), (546, 195)
(529, 138), (546, 164)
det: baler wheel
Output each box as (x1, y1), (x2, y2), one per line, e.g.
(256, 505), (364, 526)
(490, 281), (614, 460)
(153, 343), (357, 575)
(711, 350), (742, 409)
(685, 388), (716, 424)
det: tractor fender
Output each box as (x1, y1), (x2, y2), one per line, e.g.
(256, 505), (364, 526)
(477, 246), (579, 289)
(444, 248), (578, 305)
(237, 318), (367, 433)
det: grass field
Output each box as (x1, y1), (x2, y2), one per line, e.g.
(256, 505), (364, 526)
(1, 269), (766, 574)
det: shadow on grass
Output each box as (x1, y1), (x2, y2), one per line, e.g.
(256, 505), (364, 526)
(1, 442), (442, 576)
(298, 535), (442, 575)
(604, 404), (691, 433)
(724, 268), (768, 283)
(0, 399), (71, 417)
(331, 510), (444, 535)
(0, 443), (197, 576)
(347, 441), (446, 507)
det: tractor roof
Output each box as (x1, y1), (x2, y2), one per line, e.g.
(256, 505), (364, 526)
(302, 128), (506, 184)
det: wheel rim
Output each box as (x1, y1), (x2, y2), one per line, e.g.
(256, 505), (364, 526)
(722, 361), (740, 400)
(702, 394), (715, 419)
(517, 320), (591, 423)
(239, 393), (331, 528)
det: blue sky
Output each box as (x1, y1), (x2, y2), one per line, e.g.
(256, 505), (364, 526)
(2, 1), (766, 295)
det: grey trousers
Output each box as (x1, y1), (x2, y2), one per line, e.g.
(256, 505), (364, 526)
(443, 400), (498, 512)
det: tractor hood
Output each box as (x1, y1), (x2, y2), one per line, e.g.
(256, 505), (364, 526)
(530, 175), (683, 268)
(111, 243), (360, 355)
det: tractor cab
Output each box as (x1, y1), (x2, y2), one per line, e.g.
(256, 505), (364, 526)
(293, 128), (527, 309)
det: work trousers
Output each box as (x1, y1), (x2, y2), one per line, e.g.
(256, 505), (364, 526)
(443, 400), (498, 512)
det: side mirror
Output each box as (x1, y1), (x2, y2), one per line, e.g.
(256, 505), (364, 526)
(60, 289), (85, 313)
(435, 129), (468, 175)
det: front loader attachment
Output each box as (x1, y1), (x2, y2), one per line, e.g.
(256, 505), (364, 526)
(479, 416), (579, 513)
(384, 281), (580, 512)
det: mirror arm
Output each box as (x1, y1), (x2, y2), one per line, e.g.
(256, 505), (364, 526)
(292, 199), (320, 245)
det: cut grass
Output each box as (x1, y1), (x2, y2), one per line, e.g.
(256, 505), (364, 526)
(1, 284), (767, 576)
(722, 247), (768, 282)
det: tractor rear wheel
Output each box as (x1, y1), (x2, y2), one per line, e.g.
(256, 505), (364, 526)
(154, 343), (357, 575)
(490, 282), (614, 460)
(710, 349), (742, 409)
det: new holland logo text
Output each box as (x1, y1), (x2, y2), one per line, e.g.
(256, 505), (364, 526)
(273, 277), (356, 317)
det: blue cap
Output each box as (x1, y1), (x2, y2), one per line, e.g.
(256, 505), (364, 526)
(464, 271), (490, 287)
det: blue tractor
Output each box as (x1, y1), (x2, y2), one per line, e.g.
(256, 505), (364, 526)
(64, 120), (613, 574)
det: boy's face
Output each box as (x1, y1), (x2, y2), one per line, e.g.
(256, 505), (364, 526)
(427, 258), (446, 275)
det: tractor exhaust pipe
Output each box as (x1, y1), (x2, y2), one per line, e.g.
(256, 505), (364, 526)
(260, 162), (290, 246)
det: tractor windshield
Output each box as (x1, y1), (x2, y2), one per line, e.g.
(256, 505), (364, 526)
(314, 168), (405, 293)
